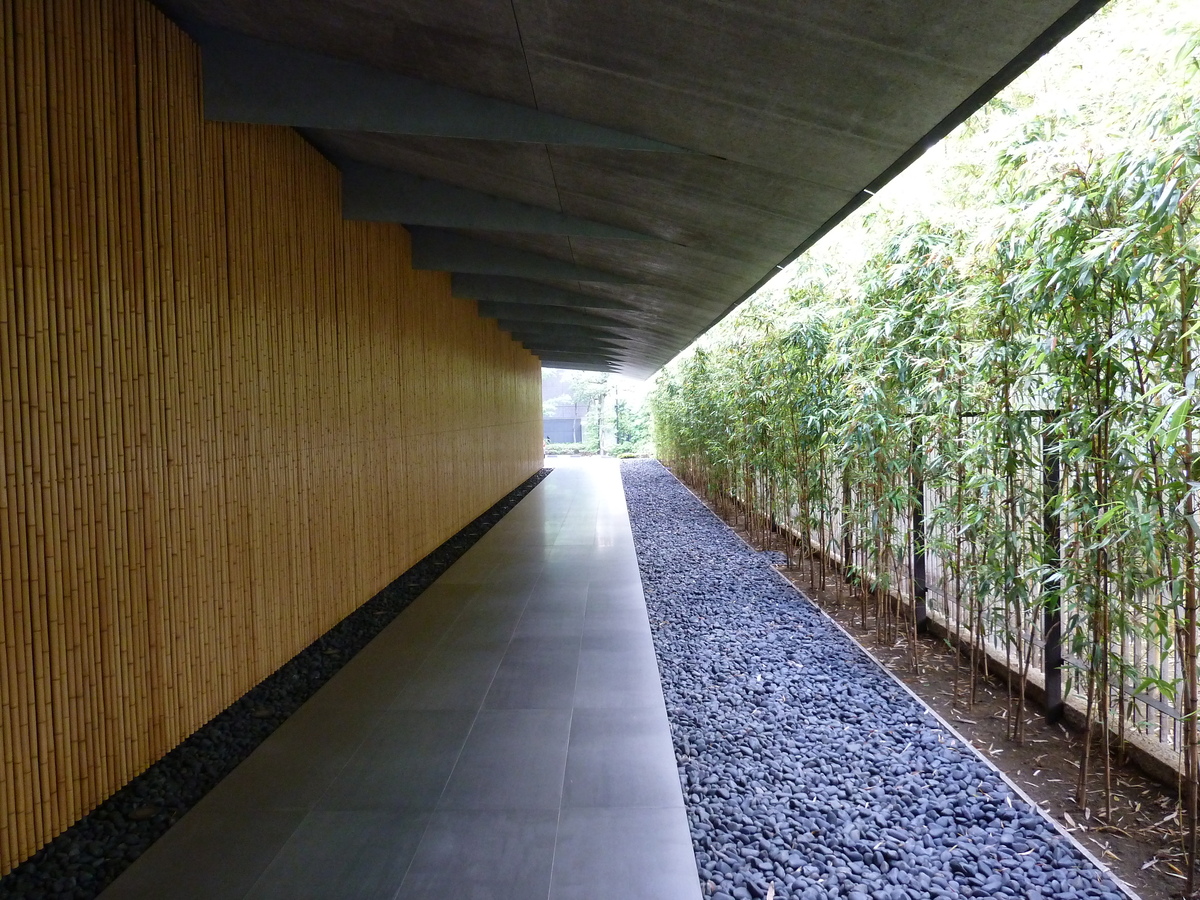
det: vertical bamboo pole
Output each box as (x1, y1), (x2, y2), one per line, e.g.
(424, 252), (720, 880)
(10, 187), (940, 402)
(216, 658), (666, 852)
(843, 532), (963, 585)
(0, 0), (24, 867)
(15, 0), (60, 845)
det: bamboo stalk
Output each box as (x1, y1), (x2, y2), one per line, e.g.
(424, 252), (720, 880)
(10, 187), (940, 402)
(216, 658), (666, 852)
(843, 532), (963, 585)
(0, 0), (25, 866)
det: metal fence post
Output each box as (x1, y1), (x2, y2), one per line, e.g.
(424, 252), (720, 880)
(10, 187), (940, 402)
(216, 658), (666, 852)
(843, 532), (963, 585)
(912, 453), (929, 632)
(1042, 419), (1064, 723)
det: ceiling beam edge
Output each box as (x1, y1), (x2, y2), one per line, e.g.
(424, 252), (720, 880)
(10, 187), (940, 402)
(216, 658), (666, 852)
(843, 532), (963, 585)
(192, 24), (694, 152)
(341, 163), (657, 239)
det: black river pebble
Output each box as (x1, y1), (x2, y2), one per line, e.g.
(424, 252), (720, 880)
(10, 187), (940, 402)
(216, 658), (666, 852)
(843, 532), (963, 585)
(621, 459), (1130, 900)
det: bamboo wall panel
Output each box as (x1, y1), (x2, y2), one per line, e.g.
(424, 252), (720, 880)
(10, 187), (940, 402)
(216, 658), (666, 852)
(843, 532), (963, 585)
(0, 0), (543, 874)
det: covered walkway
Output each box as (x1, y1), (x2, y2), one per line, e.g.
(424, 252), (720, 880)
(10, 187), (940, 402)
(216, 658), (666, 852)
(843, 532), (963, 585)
(1, 1), (1117, 885)
(101, 460), (700, 900)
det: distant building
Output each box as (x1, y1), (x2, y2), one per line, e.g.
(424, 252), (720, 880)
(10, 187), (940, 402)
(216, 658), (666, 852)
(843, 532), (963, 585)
(543, 370), (586, 443)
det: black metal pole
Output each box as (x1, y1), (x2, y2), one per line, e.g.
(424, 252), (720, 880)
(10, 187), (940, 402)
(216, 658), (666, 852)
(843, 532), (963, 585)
(1042, 419), (1064, 724)
(912, 456), (929, 632)
(842, 468), (853, 582)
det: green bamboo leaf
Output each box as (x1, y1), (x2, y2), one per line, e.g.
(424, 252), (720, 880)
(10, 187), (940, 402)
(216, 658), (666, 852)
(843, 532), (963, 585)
(1164, 396), (1192, 448)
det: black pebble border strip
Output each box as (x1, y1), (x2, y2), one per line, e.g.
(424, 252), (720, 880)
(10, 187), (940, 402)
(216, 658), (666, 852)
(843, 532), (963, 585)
(620, 460), (1135, 900)
(0, 468), (552, 900)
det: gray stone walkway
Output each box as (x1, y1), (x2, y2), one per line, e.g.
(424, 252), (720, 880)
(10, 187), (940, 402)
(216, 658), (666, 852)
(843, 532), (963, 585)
(101, 458), (700, 900)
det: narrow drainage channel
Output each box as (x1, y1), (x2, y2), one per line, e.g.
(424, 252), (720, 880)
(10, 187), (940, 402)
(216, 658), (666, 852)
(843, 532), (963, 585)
(621, 459), (1133, 900)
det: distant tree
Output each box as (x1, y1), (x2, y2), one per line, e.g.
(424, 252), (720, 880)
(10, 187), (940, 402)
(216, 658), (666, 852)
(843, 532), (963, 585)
(542, 394), (574, 418)
(614, 396), (649, 447)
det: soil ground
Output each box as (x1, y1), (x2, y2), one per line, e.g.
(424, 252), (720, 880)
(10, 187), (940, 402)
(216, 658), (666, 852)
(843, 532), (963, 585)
(690, 489), (1187, 900)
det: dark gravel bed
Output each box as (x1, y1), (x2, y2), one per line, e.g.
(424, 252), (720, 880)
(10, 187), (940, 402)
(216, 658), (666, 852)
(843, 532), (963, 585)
(0, 468), (551, 900)
(621, 460), (1132, 900)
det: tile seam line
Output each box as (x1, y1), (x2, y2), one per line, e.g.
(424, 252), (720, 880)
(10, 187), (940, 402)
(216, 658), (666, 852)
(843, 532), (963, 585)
(543, 463), (587, 900)
(388, 589), (535, 897)
(238, 691), (413, 899)
(367, 563), (501, 897)
(544, 599), (584, 900)
(231, 813), (308, 900)
(656, 461), (1144, 900)
(318, 588), (490, 900)
(399, 471), (561, 874)
(234, 587), (495, 898)
(299, 633), (446, 809)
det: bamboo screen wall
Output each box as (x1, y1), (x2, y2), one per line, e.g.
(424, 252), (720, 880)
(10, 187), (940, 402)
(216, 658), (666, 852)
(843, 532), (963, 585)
(0, 0), (543, 874)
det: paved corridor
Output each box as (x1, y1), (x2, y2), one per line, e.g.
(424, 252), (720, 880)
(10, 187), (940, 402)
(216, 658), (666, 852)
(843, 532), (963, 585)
(102, 459), (701, 900)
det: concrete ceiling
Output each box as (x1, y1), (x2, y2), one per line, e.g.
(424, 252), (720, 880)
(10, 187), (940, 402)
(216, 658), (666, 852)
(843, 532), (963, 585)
(154, 0), (1105, 378)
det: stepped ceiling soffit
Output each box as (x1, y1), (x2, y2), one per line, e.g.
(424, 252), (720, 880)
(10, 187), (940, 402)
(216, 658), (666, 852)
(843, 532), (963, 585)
(154, 0), (1105, 377)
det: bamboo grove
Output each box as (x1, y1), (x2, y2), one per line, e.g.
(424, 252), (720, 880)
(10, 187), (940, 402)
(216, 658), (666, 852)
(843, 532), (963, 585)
(652, 30), (1200, 886)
